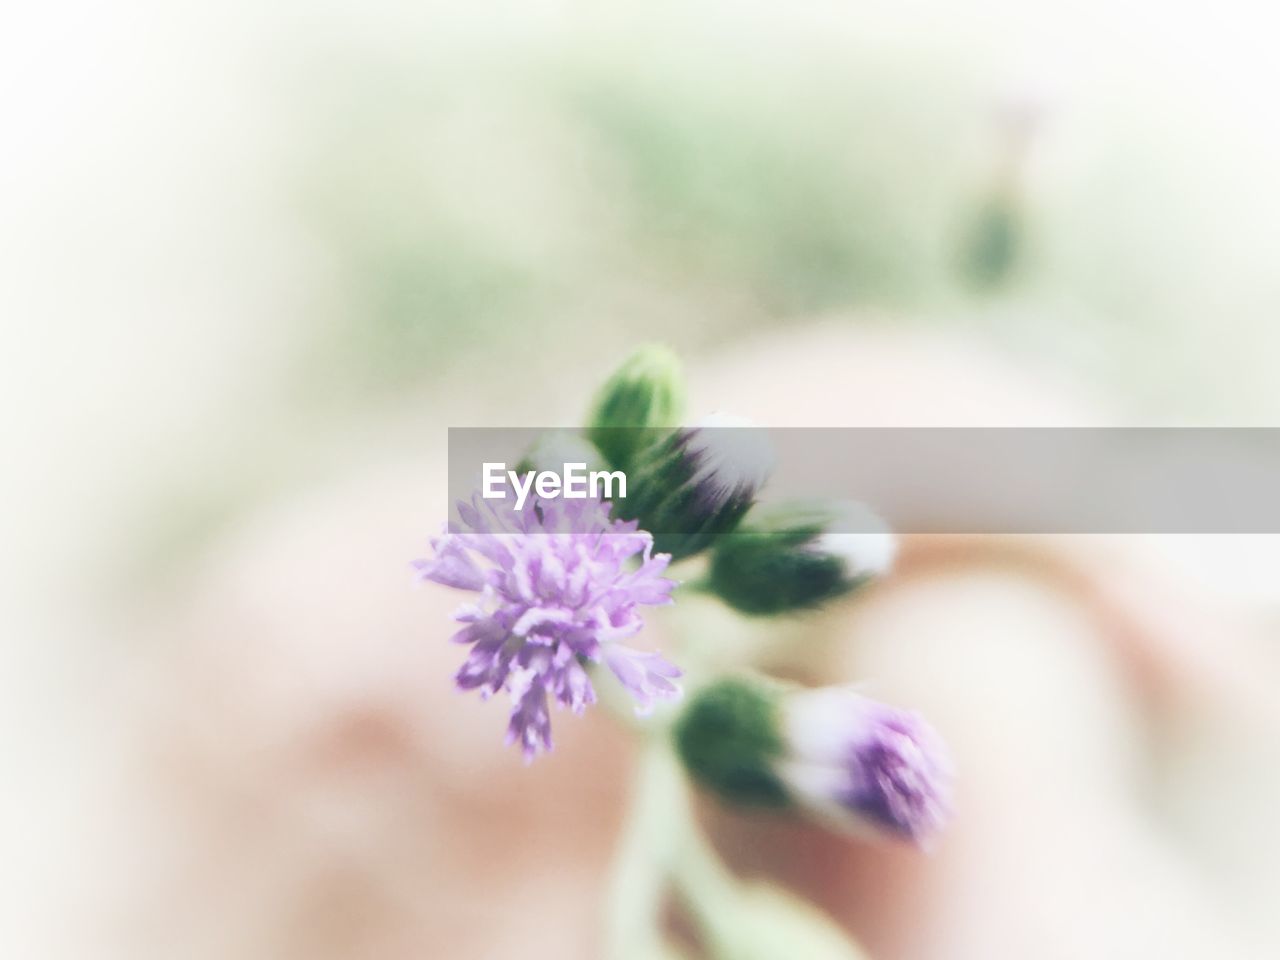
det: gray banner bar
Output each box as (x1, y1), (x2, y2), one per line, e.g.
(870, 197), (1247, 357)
(447, 428), (1280, 533)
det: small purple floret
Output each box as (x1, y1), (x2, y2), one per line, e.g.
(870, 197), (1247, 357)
(836, 704), (951, 842)
(414, 494), (680, 760)
(782, 689), (951, 844)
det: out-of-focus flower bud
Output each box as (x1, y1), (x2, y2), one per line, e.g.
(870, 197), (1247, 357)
(587, 344), (686, 472)
(778, 685), (952, 844)
(620, 414), (774, 561)
(675, 676), (951, 845)
(707, 501), (895, 615)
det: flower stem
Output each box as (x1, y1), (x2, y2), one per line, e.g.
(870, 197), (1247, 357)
(604, 730), (760, 960)
(667, 766), (753, 959)
(603, 736), (685, 960)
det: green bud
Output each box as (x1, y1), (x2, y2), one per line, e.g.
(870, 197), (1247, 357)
(587, 344), (686, 472)
(618, 415), (774, 561)
(707, 501), (895, 615)
(962, 191), (1022, 290)
(514, 430), (608, 477)
(673, 675), (790, 809)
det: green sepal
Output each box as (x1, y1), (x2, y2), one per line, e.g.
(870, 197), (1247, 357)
(707, 501), (861, 616)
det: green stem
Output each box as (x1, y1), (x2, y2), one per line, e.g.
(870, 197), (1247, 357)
(602, 598), (756, 960)
(604, 732), (754, 960)
(667, 767), (752, 960)
(603, 737), (685, 960)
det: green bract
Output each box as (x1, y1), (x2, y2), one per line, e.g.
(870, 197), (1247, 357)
(707, 501), (893, 615)
(619, 417), (773, 561)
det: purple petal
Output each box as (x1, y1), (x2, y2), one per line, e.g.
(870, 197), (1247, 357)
(454, 631), (513, 697)
(512, 606), (574, 637)
(413, 537), (485, 591)
(603, 646), (683, 715)
(506, 676), (553, 761)
(831, 702), (952, 844)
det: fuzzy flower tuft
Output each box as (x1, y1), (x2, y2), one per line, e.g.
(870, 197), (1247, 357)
(414, 494), (681, 760)
(779, 688), (952, 843)
(620, 413), (775, 561)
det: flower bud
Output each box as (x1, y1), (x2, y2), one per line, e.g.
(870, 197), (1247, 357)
(675, 676), (951, 845)
(707, 501), (895, 615)
(619, 414), (774, 561)
(587, 344), (686, 472)
(778, 685), (952, 844)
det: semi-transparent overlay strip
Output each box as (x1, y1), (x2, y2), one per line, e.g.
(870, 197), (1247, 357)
(447, 427), (1280, 533)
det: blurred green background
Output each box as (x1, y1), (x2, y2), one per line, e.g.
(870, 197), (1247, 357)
(12, 1), (1280, 600)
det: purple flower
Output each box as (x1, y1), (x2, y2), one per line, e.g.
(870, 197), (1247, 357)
(414, 494), (681, 760)
(778, 688), (952, 844)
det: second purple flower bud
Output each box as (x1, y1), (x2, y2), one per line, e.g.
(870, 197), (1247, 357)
(675, 674), (953, 845)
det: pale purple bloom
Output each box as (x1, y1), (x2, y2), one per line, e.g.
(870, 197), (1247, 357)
(778, 688), (952, 844)
(414, 494), (680, 760)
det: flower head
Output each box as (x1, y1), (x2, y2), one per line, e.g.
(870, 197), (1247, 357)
(414, 494), (681, 760)
(675, 676), (951, 846)
(780, 687), (952, 843)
